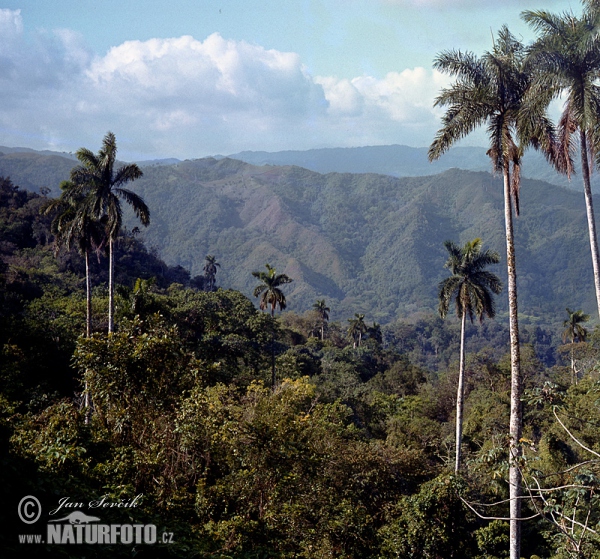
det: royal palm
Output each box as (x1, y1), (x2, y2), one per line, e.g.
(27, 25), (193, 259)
(562, 307), (590, 384)
(438, 238), (501, 472)
(347, 313), (367, 349)
(70, 132), (149, 333)
(43, 180), (105, 338)
(428, 27), (554, 559)
(252, 264), (292, 317)
(313, 299), (330, 340)
(203, 255), (220, 292)
(523, 4), (600, 318)
(252, 264), (293, 387)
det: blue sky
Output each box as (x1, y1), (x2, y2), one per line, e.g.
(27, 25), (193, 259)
(0, 0), (571, 160)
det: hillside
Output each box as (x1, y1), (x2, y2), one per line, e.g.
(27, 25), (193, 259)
(225, 144), (598, 191)
(126, 159), (595, 324)
(0, 149), (596, 324)
(3, 143), (598, 194)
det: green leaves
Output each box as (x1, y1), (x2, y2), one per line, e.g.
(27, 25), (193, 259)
(252, 263), (293, 316)
(438, 238), (502, 323)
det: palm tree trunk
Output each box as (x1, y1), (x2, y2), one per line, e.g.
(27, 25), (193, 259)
(580, 130), (600, 319)
(504, 168), (522, 559)
(108, 237), (115, 333)
(571, 333), (578, 385)
(270, 305), (276, 388)
(85, 248), (91, 425)
(85, 249), (92, 339)
(455, 310), (467, 472)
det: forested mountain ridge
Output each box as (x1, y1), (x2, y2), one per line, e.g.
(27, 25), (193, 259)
(2, 160), (599, 559)
(0, 149), (595, 324)
(127, 159), (595, 323)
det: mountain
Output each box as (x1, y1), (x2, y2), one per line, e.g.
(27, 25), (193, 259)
(0, 151), (74, 194)
(0, 148), (596, 324)
(1, 142), (594, 192)
(125, 158), (595, 324)
(225, 144), (597, 191)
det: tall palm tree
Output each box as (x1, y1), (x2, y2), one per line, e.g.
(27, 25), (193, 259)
(252, 264), (293, 317)
(42, 180), (106, 423)
(522, 4), (600, 319)
(562, 307), (591, 384)
(428, 27), (555, 559)
(203, 255), (220, 292)
(347, 313), (367, 348)
(42, 180), (105, 338)
(70, 132), (149, 333)
(313, 299), (330, 340)
(438, 238), (502, 472)
(252, 264), (293, 387)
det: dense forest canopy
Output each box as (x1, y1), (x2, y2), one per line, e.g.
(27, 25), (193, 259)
(1, 158), (600, 557)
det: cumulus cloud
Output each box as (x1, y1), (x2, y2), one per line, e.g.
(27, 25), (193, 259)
(0, 10), (451, 159)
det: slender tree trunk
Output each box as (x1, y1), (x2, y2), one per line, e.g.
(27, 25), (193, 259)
(85, 248), (91, 425)
(580, 130), (600, 319)
(271, 306), (276, 388)
(85, 249), (92, 339)
(571, 345), (576, 385)
(108, 237), (115, 333)
(455, 310), (467, 472)
(504, 168), (522, 559)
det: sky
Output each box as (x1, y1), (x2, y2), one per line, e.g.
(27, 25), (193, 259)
(0, 0), (573, 161)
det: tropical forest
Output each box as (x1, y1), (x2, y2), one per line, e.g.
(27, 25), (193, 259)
(4, 3), (600, 559)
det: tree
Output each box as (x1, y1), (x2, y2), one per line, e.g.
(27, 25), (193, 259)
(347, 313), (367, 349)
(42, 180), (105, 339)
(313, 299), (330, 340)
(523, 3), (600, 319)
(252, 264), (293, 387)
(438, 238), (502, 472)
(42, 180), (108, 423)
(252, 264), (293, 317)
(203, 255), (220, 292)
(70, 131), (149, 333)
(428, 27), (555, 559)
(562, 307), (591, 384)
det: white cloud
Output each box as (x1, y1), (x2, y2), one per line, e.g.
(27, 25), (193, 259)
(0, 12), (451, 159)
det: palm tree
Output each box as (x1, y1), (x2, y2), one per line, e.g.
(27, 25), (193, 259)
(70, 132), (149, 333)
(522, 4), (600, 319)
(252, 264), (293, 387)
(347, 313), (367, 348)
(313, 299), (330, 340)
(562, 307), (591, 384)
(203, 255), (220, 291)
(252, 264), (293, 317)
(428, 27), (555, 559)
(438, 238), (502, 472)
(42, 180), (105, 338)
(42, 180), (106, 423)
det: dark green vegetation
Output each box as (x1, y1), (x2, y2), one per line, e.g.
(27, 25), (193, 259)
(1, 149), (598, 325)
(2, 170), (600, 558)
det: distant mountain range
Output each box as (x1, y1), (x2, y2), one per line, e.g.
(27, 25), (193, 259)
(224, 144), (596, 192)
(2, 143), (596, 193)
(0, 146), (596, 324)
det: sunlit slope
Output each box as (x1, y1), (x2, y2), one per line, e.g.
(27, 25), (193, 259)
(129, 158), (593, 322)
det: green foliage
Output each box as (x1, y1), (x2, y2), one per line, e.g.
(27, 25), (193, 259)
(3, 151), (599, 325)
(4, 161), (600, 558)
(378, 475), (477, 558)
